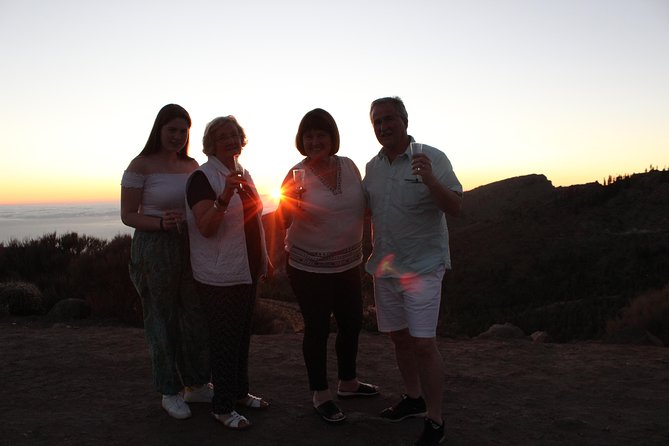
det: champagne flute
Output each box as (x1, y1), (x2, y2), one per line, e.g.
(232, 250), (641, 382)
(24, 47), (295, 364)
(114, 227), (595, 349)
(292, 168), (306, 209)
(409, 142), (423, 183)
(164, 209), (183, 234)
(233, 155), (244, 191)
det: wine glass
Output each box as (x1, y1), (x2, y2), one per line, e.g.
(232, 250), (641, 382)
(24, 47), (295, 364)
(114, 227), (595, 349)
(409, 142), (423, 183)
(164, 209), (183, 234)
(233, 155), (244, 191)
(292, 168), (306, 208)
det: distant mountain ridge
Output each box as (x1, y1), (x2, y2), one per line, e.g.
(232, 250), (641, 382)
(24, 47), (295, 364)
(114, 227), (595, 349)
(444, 170), (669, 340)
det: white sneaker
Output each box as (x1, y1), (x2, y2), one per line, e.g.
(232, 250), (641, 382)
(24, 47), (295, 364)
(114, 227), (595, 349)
(183, 383), (214, 403)
(162, 394), (192, 419)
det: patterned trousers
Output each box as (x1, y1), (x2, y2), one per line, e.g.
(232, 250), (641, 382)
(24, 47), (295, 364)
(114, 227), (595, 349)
(197, 281), (256, 414)
(129, 230), (210, 395)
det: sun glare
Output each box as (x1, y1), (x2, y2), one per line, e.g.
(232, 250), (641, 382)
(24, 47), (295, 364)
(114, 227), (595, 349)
(271, 188), (283, 201)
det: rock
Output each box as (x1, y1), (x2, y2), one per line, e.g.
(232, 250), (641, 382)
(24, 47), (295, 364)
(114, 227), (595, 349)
(478, 322), (525, 339)
(48, 298), (91, 320)
(531, 331), (550, 343)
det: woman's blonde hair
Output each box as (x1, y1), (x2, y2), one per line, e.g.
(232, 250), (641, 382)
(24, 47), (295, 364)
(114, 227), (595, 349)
(202, 115), (248, 155)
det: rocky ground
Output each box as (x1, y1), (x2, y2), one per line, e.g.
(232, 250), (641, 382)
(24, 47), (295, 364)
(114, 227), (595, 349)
(2, 318), (669, 446)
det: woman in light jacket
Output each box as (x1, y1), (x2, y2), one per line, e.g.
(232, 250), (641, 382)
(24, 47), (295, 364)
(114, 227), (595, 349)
(185, 115), (269, 430)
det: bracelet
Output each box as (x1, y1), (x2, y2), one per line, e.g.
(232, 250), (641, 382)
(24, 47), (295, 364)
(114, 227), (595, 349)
(159, 217), (165, 231)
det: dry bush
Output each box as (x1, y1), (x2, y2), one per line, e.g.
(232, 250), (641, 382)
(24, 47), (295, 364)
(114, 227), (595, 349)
(607, 283), (669, 345)
(0, 281), (44, 316)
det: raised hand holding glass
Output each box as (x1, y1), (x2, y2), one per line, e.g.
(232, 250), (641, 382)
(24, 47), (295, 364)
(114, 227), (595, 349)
(293, 168), (306, 209)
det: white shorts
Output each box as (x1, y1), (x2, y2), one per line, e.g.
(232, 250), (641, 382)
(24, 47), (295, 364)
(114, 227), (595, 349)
(373, 266), (446, 338)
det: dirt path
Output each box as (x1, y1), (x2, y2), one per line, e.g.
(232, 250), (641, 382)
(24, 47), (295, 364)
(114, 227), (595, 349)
(2, 319), (668, 445)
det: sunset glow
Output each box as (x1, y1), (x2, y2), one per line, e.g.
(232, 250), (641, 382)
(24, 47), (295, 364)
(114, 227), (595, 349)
(1, 1), (667, 205)
(271, 188), (283, 203)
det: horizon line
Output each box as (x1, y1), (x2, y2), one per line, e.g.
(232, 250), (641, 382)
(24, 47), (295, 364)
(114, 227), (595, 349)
(3, 168), (665, 206)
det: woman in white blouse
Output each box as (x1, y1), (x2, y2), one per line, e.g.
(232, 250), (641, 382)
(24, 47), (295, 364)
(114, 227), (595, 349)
(120, 104), (211, 420)
(276, 108), (379, 424)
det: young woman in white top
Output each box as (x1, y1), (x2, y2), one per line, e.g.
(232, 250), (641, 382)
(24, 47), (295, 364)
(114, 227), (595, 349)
(276, 108), (379, 424)
(120, 104), (211, 420)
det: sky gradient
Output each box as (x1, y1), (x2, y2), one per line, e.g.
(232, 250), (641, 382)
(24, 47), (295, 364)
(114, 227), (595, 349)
(1, 0), (667, 205)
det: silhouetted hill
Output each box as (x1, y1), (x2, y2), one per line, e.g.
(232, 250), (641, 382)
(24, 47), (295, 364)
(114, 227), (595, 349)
(262, 170), (669, 342)
(444, 170), (669, 341)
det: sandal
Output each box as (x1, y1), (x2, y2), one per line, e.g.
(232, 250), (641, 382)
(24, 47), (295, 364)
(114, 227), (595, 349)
(212, 411), (251, 430)
(337, 382), (380, 399)
(314, 400), (346, 423)
(237, 393), (270, 410)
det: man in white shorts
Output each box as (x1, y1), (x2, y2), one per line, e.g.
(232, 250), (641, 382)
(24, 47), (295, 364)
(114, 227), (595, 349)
(362, 96), (463, 446)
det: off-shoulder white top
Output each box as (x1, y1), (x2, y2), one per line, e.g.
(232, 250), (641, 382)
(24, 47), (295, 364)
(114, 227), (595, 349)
(121, 171), (190, 217)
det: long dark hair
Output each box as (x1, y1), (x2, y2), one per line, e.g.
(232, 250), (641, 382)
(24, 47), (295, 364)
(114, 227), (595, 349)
(139, 104), (192, 159)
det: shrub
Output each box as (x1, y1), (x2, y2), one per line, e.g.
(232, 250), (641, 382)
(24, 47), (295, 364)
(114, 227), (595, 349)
(0, 281), (44, 316)
(0, 232), (110, 311)
(0, 233), (140, 325)
(68, 234), (141, 326)
(607, 283), (669, 345)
